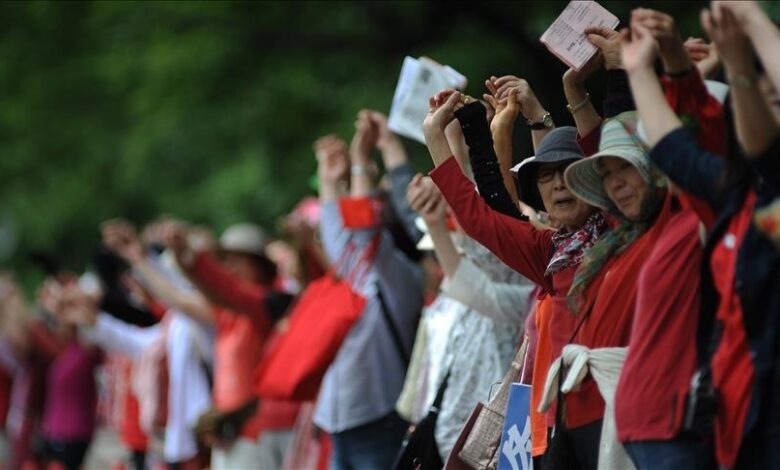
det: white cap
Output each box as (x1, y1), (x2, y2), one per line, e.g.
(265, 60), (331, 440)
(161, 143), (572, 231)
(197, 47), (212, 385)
(219, 223), (267, 256)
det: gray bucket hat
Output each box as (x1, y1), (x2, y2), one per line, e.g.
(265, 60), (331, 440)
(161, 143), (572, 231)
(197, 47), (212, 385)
(511, 126), (584, 211)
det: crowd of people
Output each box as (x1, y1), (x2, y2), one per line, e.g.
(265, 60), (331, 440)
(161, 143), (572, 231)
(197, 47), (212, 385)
(1, 1), (779, 469)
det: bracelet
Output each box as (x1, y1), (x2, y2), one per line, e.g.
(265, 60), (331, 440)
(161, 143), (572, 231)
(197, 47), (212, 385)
(350, 164), (374, 176)
(728, 74), (757, 89)
(566, 93), (590, 115)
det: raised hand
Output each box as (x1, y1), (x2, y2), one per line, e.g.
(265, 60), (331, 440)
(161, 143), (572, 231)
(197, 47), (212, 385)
(584, 26), (622, 70)
(350, 110), (379, 163)
(631, 8), (689, 74)
(684, 38), (720, 78)
(488, 76), (545, 125)
(406, 173), (447, 225)
(102, 219), (145, 264)
(314, 134), (350, 185)
(620, 23), (660, 74)
(701, 2), (754, 73)
(423, 89), (464, 136)
(368, 111), (401, 153)
(423, 89), (464, 166)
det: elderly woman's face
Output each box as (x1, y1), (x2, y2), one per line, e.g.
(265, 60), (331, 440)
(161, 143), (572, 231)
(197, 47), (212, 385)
(536, 161), (595, 230)
(597, 156), (650, 221)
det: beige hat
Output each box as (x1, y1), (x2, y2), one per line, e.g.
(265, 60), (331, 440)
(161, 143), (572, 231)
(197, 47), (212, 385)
(219, 223), (268, 256)
(564, 112), (655, 211)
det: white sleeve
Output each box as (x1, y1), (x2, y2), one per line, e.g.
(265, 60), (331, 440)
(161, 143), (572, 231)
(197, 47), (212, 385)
(82, 313), (161, 358)
(441, 258), (536, 326)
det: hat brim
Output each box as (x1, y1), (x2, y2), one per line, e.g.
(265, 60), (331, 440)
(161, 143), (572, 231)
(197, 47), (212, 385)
(563, 146), (648, 211)
(515, 153), (582, 212)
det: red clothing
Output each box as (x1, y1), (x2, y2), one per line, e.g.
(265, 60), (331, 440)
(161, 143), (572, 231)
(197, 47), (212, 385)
(615, 206), (702, 441)
(121, 368), (148, 451)
(578, 69), (725, 228)
(0, 364), (12, 427)
(710, 192), (756, 467)
(213, 307), (267, 439)
(254, 331), (302, 434)
(191, 251), (299, 436)
(191, 251), (274, 338)
(431, 157), (596, 428)
(41, 342), (101, 441)
(531, 295), (553, 457)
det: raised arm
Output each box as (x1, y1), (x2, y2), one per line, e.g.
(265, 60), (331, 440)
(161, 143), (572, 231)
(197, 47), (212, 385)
(370, 111), (422, 242)
(491, 76), (553, 152)
(407, 174), (461, 277)
(724, 0), (780, 104)
(102, 220), (213, 325)
(704, 2), (780, 158)
(455, 100), (524, 219)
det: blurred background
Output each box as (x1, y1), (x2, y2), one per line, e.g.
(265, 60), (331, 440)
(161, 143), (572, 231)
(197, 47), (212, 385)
(1, 0), (778, 292)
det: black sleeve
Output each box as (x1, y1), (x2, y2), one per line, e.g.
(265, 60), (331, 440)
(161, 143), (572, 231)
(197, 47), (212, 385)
(603, 69), (636, 118)
(749, 133), (780, 191)
(454, 102), (526, 220)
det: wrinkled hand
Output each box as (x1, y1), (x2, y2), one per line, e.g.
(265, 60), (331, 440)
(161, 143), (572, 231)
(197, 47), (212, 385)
(620, 23), (660, 73)
(585, 26), (622, 70)
(488, 75), (545, 125)
(406, 173), (447, 225)
(102, 219), (145, 264)
(484, 89), (521, 136)
(701, 2), (754, 72)
(314, 134), (350, 185)
(350, 110), (378, 163)
(423, 89), (464, 137)
(684, 38), (721, 78)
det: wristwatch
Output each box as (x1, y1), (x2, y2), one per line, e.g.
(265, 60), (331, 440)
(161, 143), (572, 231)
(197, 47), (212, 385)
(527, 111), (554, 130)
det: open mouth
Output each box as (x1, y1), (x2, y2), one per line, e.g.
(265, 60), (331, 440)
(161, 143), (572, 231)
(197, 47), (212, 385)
(553, 197), (576, 209)
(616, 195), (634, 207)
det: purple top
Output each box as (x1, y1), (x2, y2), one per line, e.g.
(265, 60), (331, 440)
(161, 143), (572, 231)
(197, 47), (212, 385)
(41, 342), (101, 441)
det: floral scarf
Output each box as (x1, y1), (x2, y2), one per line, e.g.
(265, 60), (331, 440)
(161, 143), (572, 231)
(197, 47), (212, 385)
(546, 212), (609, 276)
(567, 186), (667, 314)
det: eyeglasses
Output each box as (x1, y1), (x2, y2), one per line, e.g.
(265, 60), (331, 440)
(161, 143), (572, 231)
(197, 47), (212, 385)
(536, 162), (571, 183)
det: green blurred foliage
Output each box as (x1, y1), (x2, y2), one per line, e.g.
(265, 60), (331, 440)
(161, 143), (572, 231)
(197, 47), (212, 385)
(0, 0), (723, 292)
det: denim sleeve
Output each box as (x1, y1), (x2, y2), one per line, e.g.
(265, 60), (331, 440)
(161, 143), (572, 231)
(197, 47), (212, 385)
(387, 162), (423, 242)
(650, 127), (725, 209)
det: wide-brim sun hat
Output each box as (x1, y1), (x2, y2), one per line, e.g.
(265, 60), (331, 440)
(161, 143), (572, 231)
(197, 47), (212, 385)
(219, 223), (268, 256)
(564, 111), (653, 212)
(512, 126), (583, 212)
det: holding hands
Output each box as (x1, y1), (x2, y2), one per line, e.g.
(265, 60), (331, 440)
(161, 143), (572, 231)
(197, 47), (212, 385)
(407, 173), (447, 226)
(102, 219), (145, 264)
(620, 20), (660, 74)
(314, 134), (350, 185)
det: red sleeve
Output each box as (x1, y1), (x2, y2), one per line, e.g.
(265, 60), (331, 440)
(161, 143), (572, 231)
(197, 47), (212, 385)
(147, 299), (168, 320)
(28, 321), (65, 361)
(190, 252), (273, 332)
(577, 121), (603, 157)
(430, 156), (554, 292)
(661, 69), (726, 228)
